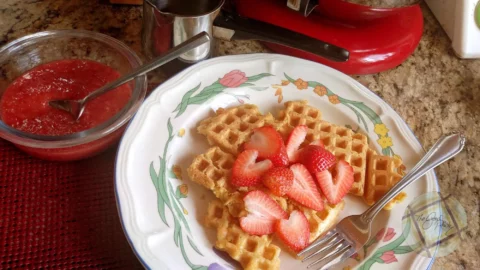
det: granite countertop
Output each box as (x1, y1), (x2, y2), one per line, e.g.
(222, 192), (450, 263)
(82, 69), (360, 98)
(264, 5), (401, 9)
(0, 0), (478, 269)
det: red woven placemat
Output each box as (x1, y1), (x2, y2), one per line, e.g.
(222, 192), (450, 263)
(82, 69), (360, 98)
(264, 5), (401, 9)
(0, 140), (143, 269)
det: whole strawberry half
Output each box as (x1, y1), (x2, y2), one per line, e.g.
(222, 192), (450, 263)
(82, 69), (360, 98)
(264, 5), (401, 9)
(244, 126), (288, 167)
(239, 190), (288, 235)
(262, 167), (294, 196)
(286, 163), (324, 211)
(275, 210), (310, 253)
(315, 160), (354, 204)
(299, 145), (336, 174)
(231, 149), (273, 187)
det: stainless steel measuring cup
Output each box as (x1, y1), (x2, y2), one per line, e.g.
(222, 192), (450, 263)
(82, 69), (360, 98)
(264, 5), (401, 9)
(142, 0), (224, 63)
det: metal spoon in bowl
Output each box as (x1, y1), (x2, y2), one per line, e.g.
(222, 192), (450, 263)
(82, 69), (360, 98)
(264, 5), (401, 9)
(49, 31), (210, 121)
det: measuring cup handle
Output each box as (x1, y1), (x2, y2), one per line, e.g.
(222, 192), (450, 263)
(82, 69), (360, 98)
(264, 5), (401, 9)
(213, 12), (349, 62)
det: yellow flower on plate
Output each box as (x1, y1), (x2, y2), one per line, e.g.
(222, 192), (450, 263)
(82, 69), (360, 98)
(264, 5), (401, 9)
(183, 208), (188, 215)
(393, 154), (402, 161)
(314, 85), (327, 96)
(377, 136), (393, 148)
(178, 128), (185, 137)
(328, 94), (340, 104)
(374, 123), (389, 136)
(343, 266), (352, 270)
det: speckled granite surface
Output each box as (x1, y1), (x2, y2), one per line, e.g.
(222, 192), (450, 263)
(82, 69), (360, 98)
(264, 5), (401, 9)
(0, 0), (478, 269)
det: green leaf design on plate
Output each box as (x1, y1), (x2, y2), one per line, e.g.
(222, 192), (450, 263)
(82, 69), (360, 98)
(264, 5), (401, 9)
(343, 102), (369, 132)
(149, 118), (208, 269)
(284, 72), (295, 82)
(173, 71), (273, 118)
(174, 83), (201, 115)
(393, 245), (414, 254)
(167, 168), (177, 179)
(246, 73), (272, 82)
(238, 82), (254, 87)
(178, 229), (200, 269)
(250, 86), (269, 91)
(192, 266), (208, 270)
(169, 182), (191, 233)
(167, 118), (173, 135)
(187, 235), (204, 256)
(174, 218), (181, 246)
(358, 259), (376, 270)
(195, 81), (225, 96)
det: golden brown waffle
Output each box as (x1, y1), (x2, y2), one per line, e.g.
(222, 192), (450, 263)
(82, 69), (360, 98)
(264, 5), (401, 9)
(192, 102), (406, 269)
(271, 100), (323, 138)
(187, 147), (235, 200)
(271, 100), (369, 196)
(364, 148), (407, 210)
(188, 147), (289, 217)
(189, 145), (344, 242)
(287, 200), (345, 243)
(197, 104), (276, 155)
(187, 146), (246, 217)
(205, 200), (281, 270)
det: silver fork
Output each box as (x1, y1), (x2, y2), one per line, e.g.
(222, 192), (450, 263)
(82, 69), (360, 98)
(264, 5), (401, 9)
(297, 133), (466, 269)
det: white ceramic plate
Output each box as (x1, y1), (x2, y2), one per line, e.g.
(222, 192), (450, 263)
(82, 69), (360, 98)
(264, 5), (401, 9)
(115, 54), (438, 270)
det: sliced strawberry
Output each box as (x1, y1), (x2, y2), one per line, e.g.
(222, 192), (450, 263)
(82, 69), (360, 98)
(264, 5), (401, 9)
(262, 167), (294, 196)
(244, 126), (288, 167)
(239, 190), (289, 235)
(285, 125), (308, 163)
(315, 160), (354, 204)
(291, 139), (326, 163)
(231, 150), (273, 187)
(299, 145), (336, 174)
(287, 164), (324, 211)
(310, 139), (324, 147)
(275, 210), (310, 253)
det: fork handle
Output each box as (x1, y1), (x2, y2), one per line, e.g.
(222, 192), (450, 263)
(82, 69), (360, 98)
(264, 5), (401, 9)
(360, 133), (465, 223)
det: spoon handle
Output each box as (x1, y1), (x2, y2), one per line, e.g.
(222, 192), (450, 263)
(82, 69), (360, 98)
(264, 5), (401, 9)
(82, 31), (211, 103)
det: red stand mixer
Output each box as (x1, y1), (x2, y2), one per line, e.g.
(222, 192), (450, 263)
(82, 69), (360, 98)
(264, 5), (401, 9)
(224, 0), (423, 75)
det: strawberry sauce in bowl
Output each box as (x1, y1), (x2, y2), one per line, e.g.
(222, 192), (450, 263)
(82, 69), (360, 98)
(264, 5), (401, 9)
(0, 30), (147, 161)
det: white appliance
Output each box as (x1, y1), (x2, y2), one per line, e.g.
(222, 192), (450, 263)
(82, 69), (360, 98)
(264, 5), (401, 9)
(426, 0), (480, 58)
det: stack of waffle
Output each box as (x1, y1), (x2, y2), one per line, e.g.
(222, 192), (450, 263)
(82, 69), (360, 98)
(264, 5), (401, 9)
(188, 100), (406, 269)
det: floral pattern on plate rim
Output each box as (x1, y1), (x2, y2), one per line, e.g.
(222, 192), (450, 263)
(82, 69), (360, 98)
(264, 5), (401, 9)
(147, 69), (416, 269)
(278, 73), (398, 158)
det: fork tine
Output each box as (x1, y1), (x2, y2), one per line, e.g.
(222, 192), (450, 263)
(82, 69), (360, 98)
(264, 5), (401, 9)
(308, 245), (351, 269)
(298, 230), (338, 256)
(302, 237), (344, 262)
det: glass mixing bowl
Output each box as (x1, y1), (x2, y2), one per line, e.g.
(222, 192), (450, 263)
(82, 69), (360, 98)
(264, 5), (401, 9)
(0, 30), (147, 161)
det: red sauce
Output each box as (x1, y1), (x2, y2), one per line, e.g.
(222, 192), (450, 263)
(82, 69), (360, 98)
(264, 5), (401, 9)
(0, 59), (132, 160)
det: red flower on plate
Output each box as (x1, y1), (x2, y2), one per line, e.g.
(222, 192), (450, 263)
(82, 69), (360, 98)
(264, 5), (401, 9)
(380, 250), (398, 264)
(383, 228), (396, 241)
(219, 70), (248, 88)
(375, 227), (396, 242)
